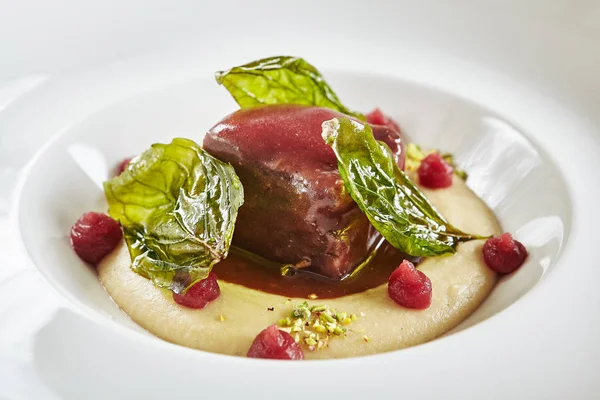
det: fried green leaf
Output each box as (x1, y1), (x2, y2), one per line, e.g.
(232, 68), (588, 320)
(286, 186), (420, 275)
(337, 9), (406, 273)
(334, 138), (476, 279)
(104, 138), (244, 293)
(215, 56), (365, 120)
(322, 118), (482, 257)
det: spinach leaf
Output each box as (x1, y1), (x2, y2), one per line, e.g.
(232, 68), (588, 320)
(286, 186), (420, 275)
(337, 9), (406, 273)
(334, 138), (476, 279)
(215, 56), (365, 120)
(322, 118), (482, 257)
(405, 143), (468, 180)
(104, 138), (244, 293)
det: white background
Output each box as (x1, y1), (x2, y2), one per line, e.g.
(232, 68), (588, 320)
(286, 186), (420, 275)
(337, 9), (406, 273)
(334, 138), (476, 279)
(0, 1), (599, 399)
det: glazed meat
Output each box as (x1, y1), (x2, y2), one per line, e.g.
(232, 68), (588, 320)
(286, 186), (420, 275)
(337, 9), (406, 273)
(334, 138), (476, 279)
(203, 105), (405, 279)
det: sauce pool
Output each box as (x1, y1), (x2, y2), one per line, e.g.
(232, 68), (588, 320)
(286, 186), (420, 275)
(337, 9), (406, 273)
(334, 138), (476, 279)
(213, 242), (416, 299)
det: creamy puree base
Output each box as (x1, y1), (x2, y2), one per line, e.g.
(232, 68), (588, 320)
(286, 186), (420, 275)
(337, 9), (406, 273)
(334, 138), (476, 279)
(99, 175), (501, 359)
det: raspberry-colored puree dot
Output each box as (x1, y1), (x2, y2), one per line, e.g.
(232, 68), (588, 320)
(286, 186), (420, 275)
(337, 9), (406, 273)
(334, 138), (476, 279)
(117, 157), (132, 175)
(173, 272), (220, 309)
(366, 108), (402, 133)
(70, 212), (122, 265)
(482, 233), (528, 274)
(417, 153), (453, 189)
(247, 325), (304, 360)
(388, 260), (432, 309)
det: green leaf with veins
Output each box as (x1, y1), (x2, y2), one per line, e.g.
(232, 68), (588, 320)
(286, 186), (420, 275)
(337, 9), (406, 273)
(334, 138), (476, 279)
(103, 138), (244, 293)
(322, 117), (483, 257)
(215, 56), (365, 120)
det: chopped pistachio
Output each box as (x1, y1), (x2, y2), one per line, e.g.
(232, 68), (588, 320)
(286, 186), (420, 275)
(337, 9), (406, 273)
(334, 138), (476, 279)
(363, 335), (370, 343)
(326, 322), (337, 333)
(314, 325), (327, 334)
(333, 326), (346, 335)
(291, 302), (311, 319)
(320, 312), (336, 324)
(335, 312), (347, 322)
(275, 301), (359, 351)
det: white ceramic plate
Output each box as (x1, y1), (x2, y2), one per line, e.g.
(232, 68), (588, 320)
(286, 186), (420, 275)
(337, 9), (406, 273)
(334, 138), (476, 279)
(3, 1), (600, 399)
(15, 69), (571, 338)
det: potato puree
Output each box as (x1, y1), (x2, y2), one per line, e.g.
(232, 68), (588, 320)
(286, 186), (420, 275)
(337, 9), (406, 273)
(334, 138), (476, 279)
(99, 175), (500, 359)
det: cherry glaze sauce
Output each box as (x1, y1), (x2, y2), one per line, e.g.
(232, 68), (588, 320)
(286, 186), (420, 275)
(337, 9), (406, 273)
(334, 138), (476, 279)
(213, 242), (417, 299)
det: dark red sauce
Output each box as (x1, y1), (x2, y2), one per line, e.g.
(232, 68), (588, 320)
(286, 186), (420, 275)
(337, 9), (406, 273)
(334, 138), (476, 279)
(213, 242), (417, 299)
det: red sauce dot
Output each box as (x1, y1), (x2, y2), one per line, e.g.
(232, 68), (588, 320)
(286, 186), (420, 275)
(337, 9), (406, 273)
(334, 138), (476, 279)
(117, 157), (132, 175)
(417, 153), (453, 189)
(247, 325), (304, 360)
(388, 260), (432, 309)
(70, 212), (122, 265)
(366, 108), (402, 133)
(482, 233), (528, 274)
(173, 272), (220, 309)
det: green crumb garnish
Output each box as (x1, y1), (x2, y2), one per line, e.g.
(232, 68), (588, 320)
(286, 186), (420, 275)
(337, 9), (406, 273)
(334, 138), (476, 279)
(291, 301), (311, 319)
(280, 301), (359, 351)
(335, 312), (347, 321)
(320, 312), (336, 324)
(333, 326), (345, 335)
(314, 324), (327, 334)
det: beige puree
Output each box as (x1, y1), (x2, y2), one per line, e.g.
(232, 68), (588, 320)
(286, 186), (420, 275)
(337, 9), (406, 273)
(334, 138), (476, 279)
(98, 174), (501, 359)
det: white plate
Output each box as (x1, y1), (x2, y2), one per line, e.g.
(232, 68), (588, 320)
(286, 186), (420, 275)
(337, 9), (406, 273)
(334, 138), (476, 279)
(3, 1), (600, 399)
(15, 69), (571, 339)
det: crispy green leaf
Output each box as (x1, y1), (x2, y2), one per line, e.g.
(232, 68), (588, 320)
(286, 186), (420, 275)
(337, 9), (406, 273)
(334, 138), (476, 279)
(104, 138), (244, 293)
(322, 118), (481, 257)
(405, 143), (468, 180)
(215, 56), (365, 120)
